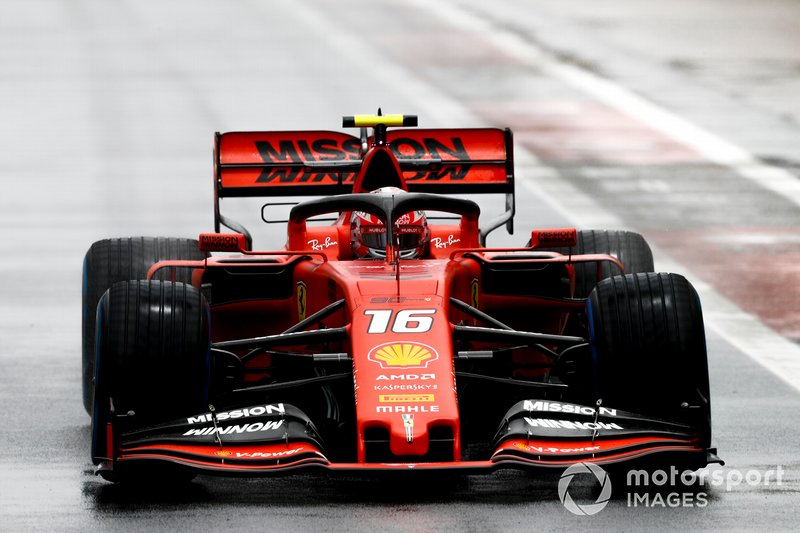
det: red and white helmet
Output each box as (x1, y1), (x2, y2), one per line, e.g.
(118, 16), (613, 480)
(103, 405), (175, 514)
(351, 187), (429, 259)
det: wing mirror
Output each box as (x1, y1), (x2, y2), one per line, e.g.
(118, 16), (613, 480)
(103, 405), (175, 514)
(529, 228), (577, 249)
(198, 233), (247, 253)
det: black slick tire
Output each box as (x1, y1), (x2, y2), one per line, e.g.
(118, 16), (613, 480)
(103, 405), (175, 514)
(91, 280), (210, 483)
(588, 273), (711, 447)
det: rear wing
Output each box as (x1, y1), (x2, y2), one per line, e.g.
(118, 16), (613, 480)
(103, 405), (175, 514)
(214, 126), (515, 244)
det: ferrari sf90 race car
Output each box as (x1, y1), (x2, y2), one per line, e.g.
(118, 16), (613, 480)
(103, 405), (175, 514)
(82, 113), (720, 482)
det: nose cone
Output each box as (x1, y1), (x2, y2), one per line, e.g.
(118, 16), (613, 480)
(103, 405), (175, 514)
(349, 293), (460, 462)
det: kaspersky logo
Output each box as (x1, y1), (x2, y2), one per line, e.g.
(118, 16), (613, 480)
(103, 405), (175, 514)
(367, 342), (439, 369)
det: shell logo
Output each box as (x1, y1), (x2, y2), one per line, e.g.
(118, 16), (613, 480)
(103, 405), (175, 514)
(215, 450), (233, 457)
(367, 342), (439, 369)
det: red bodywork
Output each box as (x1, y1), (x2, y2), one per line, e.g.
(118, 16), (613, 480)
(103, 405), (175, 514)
(99, 120), (713, 476)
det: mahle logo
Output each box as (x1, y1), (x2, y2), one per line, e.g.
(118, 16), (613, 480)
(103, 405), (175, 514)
(558, 462), (612, 516)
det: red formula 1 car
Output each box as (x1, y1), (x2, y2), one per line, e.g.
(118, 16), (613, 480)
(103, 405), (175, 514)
(82, 114), (720, 482)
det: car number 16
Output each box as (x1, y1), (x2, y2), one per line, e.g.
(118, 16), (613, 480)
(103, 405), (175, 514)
(364, 309), (436, 334)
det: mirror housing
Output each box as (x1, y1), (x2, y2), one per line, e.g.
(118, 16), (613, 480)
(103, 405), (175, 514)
(199, 233), (247, 253)
(529, 228), (578, 249)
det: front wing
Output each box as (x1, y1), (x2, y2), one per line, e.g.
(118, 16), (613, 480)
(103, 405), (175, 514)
(98, 400), (720, 476)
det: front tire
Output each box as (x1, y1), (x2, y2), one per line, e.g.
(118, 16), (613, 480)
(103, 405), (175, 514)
(91, 280), (211, 482)
(588, 273), (711, 446)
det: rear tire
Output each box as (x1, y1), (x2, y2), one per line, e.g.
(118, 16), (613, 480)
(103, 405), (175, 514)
(82, 237), (207, 413)
(538, 229), (654, 298)
(588, 273), (711, 446)
(92, 280), (211, 483)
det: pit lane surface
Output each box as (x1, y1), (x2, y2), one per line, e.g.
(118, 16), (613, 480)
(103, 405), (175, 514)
(1, 0), (799, 530)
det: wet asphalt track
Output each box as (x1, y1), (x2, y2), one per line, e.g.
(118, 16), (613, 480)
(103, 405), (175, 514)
(1, 0), (799, 530)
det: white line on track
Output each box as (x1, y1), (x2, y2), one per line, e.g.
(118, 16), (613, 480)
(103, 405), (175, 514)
(292, 0), (800, 394)
(416, 0), (800, 209)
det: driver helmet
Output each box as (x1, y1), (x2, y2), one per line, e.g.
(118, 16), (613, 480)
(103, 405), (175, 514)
(351, 187), (429, 259)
